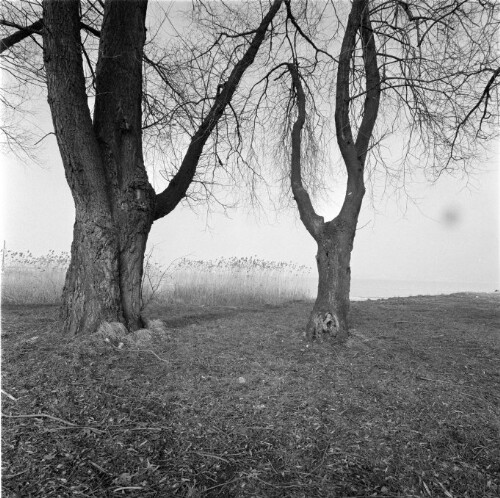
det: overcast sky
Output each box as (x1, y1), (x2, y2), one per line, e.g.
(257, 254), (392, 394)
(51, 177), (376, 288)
(1, 133), (498, 290)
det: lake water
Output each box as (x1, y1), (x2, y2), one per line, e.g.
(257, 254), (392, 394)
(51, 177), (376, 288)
(303, 277), (498, 300)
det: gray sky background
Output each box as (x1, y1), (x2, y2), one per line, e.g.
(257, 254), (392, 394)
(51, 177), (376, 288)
(1, 133), (498, 288)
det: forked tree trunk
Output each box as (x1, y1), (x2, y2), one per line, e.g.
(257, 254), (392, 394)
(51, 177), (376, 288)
(287, 0), (380, 343)
(306, 220), (358, 342)
(43, 0), (154, 335)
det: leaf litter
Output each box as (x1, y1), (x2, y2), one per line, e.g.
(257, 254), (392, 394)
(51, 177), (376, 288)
(1, 293), (499, 497)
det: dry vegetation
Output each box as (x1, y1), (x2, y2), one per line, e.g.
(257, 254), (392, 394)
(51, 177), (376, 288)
(143, 256), (314, 307)
(1, 250), (70, 304)
(2, 292), (499, 497)
(1, 251), (314, 307)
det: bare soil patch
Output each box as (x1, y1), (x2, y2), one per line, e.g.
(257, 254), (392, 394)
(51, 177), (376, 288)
(2, 293), (499, 497)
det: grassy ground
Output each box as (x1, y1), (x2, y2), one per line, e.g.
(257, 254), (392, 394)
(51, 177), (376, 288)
(1, 293), (499, 497)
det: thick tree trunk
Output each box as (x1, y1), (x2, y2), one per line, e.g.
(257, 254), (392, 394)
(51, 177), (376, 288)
(118, 220), (152, 332)
(62, 211), (121, 336)
(306, 220), (357, 342)
(43, 0), (154, 335)
(62, 195), (154, 336)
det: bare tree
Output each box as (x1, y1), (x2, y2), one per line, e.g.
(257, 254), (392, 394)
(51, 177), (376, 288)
(1, 0), (284, 335)
(284, 0), (499, 341)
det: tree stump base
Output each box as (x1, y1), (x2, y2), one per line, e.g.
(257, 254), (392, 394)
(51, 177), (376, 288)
(307, 311), (340, 342)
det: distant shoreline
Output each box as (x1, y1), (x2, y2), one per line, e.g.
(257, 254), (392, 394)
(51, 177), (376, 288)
(350, 290), (499, 302)
(301, 277), (499, 301)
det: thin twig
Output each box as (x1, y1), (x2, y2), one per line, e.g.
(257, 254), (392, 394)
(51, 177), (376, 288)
(204, 476), (244, 492)
(246, 473), (311, 489)
(395, 320), (427, 324)
(3, 470), (29, 479)
(2, 411), (107, 434)
(108, 426), (164, 431)
(307, 443), (330, 475)
(1, 389), (18, 401)
(127, 349), (169, 363)
(416, 376), (453, 384)
(194, 451), (230, 463)
(89, 461), (111, 474)
(2, 412), (77, 426)
(43, 426), (105, 434)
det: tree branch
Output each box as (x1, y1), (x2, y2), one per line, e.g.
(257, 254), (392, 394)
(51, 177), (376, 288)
(91, 0), (150, 201)
(448, 66), (500, 166)
(284, 0), (337, 64)
(355, 7), (381, 164)
(42, 0), (110, 211)
(335, 0), (370, 223)
(0, 19), (43, 54)
(0, 16), (102, 54)
(154, 0), (284, 220)
(335, 1), (365, 167)
(287, 63), (323, 241)
(80, 21), (100, 38)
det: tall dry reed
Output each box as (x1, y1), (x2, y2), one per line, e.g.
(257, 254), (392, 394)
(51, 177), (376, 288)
(1, 249), (69, 304)
(2, 250), (315, 306)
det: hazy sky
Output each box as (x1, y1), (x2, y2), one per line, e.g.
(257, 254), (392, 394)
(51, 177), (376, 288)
(1, 2), (499, 292)
(1, 131), (498, 289)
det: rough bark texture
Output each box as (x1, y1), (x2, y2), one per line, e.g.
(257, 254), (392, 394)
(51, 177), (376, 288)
(289, 0), (380, 342)
(43, 0), (154, 335)
(305, 221), (357, 342)
(91, 0), (155, 332)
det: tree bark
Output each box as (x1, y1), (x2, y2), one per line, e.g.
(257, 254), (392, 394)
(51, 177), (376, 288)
(61, 213), (122, 336)
(91, 0), (155, 332)
(306, 219), (357, 342)
(43, 0), (154, 335)
(288, 0), (379, 343)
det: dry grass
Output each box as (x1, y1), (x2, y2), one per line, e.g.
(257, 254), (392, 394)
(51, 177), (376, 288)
(1, 250), (69, 304)
(2, 251), (314, 306)
(143, 256), (314, 306)
(2, 293), (499, 497)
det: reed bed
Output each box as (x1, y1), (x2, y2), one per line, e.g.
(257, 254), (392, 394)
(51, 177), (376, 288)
(152, 256), (314, 306)
(1, 250), (315, 306)
(1, 250), (69, 304)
